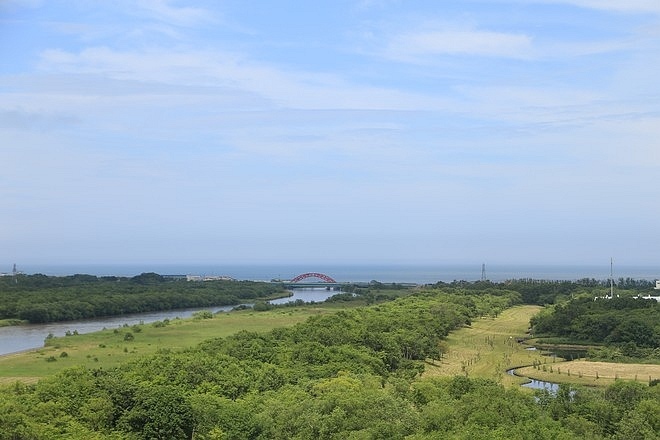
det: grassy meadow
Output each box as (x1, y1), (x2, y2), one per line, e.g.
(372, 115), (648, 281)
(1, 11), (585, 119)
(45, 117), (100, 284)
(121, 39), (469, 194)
(3, 301), (659, 389)
(516, 359), (660, 386)
(424, 305), (549, 386)
(0, 306), (334, 385)
(424, 304), (660, 388)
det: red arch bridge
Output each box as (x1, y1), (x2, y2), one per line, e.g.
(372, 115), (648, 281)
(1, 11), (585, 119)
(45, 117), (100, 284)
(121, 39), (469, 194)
(276, 272), (340, 288)
(290, 272), (337, 283)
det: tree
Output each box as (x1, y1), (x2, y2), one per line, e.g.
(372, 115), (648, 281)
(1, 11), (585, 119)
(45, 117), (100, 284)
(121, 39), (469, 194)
(608, 319), (656, 347)
(118, 385), (194, 440)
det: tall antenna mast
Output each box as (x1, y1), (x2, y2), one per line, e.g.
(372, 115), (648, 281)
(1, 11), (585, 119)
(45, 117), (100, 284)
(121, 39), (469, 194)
(610, 257), (614, 298)
(481, 263), (486, 281)
(12, 263), (17, 284)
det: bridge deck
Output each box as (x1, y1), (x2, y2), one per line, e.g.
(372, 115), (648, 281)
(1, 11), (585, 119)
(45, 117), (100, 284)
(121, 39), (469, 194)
(281, 282), (341, 288)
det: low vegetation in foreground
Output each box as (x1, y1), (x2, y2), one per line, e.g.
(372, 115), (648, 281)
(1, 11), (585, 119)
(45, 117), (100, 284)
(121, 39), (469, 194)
(1, 284), (658, 439)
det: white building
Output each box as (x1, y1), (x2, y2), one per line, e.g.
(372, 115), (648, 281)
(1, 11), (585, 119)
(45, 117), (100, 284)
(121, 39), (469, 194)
(186, 274), (236, 282)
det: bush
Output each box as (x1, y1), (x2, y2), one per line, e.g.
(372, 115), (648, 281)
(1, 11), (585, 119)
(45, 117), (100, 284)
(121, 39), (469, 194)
(192, 310), (213, 320)
(253, 301), (273, 312)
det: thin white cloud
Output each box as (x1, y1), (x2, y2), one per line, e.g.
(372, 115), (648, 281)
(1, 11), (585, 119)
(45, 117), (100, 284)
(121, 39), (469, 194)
(0, 0), (42, 11)
(557, 0), (660, 14)
(385, 29), (533, 61)
(43, 21), (118, 42)
(517, 0), (660, 14)
(36, 46), (452, 111)
(354, 0), (398, 11)
(27, 41), (659, 168)
(135, 0), (212, 27)
(0, 108), (79, 131)
(540, 39), (631, 58)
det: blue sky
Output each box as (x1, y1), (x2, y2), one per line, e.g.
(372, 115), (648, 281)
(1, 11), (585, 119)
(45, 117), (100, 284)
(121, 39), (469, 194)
(1, 0), (659, 267)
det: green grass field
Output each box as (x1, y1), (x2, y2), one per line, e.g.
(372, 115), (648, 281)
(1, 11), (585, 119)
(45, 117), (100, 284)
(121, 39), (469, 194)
(0, 306), (334, 384)
(424, 305), (660, 388)
(516, 359), (660, 386)
(424, 305), (550, 387)
(4, 302), (658, 389)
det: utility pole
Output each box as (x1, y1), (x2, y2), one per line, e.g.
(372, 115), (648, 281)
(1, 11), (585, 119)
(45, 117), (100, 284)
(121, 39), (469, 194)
(610, 258), (614, 298)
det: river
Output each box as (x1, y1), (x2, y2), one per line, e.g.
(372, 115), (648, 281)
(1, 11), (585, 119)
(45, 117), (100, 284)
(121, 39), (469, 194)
(0, 305), (243, 356)
(269, 287), (340, 305)
(0, 288), (339, 356)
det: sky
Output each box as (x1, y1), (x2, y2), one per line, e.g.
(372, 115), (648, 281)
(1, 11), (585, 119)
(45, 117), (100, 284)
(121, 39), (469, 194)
(1, 0), (659, 268)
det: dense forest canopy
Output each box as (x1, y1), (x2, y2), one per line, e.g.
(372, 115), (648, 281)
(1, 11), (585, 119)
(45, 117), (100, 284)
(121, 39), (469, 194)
(0, 273), (285, 323)
(1, 288), (658, 439)
(531, 296), (660, 357)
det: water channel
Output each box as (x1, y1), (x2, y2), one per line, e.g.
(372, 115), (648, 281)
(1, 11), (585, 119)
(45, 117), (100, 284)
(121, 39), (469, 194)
(507, 346), (587, 392)
(0, 288), (338, 356)
(507, 367), (560, 392)
(269, 287), (340, 305)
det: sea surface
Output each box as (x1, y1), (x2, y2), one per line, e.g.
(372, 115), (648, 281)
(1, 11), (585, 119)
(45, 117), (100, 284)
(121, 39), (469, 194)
(11, 263), (659, 284)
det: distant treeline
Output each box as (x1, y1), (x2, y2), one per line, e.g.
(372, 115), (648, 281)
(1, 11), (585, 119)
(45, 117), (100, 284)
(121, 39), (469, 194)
(429, 278), (656, 305)
(2, 273), (658, 324)
(0, 273), (285, 323)
(1, 289), (657, 439)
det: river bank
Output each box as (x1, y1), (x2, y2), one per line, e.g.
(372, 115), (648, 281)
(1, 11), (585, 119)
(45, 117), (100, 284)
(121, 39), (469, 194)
(0, 306), (340, 384)
(0, 304), (246, 356)
(0, 319), (25, 328)
(0, 287), (340, 356)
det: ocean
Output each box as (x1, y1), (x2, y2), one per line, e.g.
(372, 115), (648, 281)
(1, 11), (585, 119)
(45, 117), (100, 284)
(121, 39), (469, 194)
(12, 263), (660, 284)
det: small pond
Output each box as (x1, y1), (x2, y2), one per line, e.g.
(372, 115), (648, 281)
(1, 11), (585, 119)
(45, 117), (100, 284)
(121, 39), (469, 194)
(507, 368), (560, 392)
(508, 344), (588, 393)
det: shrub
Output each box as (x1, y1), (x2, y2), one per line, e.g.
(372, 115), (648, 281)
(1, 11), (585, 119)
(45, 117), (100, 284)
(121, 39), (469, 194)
(253, 302), (273, 312)
(192, 310), (214, 319)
